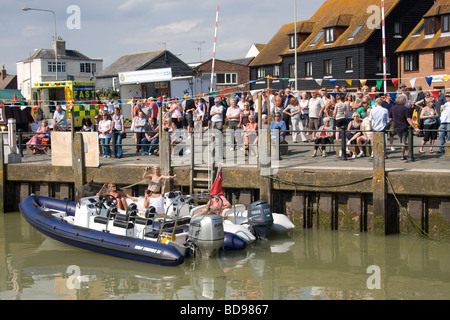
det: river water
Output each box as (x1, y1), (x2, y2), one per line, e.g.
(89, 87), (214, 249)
(1, 212), (449, 301)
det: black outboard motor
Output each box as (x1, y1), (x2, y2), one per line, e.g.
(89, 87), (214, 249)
(247, 201), (273, 240)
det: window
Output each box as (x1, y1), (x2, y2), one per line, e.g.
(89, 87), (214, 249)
(324, 28), (334, 44)
(324, 59), (332, 76)
(310, 30), (324, 46)
(257, 67), (265, 79)
(442, 15), (450, 33)
(346, 57), (353, 72)
(289, 34), (298, 49)
(413, 21), (425, 36)
(80, 62), (97, 73)
(216, 73), (237, 85)
(305, 62), (313, 77)
(394, 22), (402, 37)
(425, 17), (435, 35)
(273, 65), (280, 77)
(434, 50), (445, 69)
(404, 53), (419, 71)
(289, 64), (296, 79)
(377, 56), (391, 74)
(48, 61), (66, 73)
(348, 24), (363, 39)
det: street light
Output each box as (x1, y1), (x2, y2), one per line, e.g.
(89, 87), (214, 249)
(22, 7), (58, 80)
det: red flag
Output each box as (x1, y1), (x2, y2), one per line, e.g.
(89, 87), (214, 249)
(391, 79), (399, 87)
(431, 89), (440, 101)
(210, 167), (223, 195)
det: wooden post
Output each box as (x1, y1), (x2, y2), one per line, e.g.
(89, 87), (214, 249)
(160, 130), (172, 191)
(372, 131), (387, 233)
(72, 132), (85, 196)
(189, 131), (194, 194)
(0, 136), (4, 213)
(259, 92), (272, 205)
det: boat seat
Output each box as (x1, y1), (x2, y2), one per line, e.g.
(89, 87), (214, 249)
(93, 216), (110, 225)
(113, 220), (134, 229)
(135, 216), (153, 225)
(145, 227), (186, 239)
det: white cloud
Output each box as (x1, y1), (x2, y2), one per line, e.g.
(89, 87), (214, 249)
(153, 20), (200, 35)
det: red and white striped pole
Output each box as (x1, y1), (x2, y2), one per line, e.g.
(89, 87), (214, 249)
(381, 0), (387, 94)
(210, 5), (219, 93)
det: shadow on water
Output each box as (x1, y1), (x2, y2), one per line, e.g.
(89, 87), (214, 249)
(0, 212), (449, 300)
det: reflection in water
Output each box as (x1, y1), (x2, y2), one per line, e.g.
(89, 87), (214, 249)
(0, 213), (449, 300)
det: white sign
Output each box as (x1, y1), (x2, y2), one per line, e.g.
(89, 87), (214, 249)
(118, 68), (172, 85)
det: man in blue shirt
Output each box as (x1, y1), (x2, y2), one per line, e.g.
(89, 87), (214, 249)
(270, 112), (287, 142)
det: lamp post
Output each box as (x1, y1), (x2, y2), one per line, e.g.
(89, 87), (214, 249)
(22, 7), (58, 81)
(294, 0), (298, 91)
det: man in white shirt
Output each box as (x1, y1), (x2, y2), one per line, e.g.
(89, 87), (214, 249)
(308, 92), (325, 141)
(438, 94), (450, 153)
(210, 98), (224, 132)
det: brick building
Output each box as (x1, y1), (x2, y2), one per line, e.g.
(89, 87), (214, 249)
(195, 57), (254, 96)
(396, 0), (450, 91)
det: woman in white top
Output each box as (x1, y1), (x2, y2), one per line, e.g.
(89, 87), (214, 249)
(98, 111), (112, 158)
(333, 93), (348, 141)
(283, 97), (307, 143)
(299, 92), (309, 132)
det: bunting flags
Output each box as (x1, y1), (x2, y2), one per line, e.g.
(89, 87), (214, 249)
(360, 79), (367, 87)
(409, 78), (416, 89)
(346, 79), (352, 86)
(391, 78), (399, 87)
(425, 77), (433, 86)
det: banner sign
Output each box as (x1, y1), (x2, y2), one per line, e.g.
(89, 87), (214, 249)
(119, 68), (172, 85)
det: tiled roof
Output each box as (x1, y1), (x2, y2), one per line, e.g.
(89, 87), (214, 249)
(299, 0), (400, 52)
(22, 49), (91, 62)
(97, 50), (165, 78)
(249, 20), (309, 67)
(250, 0), (402, 66)
(397, 1), (450, 53)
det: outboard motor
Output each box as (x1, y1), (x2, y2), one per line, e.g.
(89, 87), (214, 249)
(247, 201), (273, 240)
(188, 215), (224, 258)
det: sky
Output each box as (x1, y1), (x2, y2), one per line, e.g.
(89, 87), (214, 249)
(1, 0), (327, 74)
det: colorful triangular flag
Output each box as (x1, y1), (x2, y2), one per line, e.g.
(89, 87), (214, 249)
(425, 77), (433, 86)
(346, 79), (352, 86)
(409, 78), (416, 89)
(391, 78), (399, 87)
(360, 79), (367, 87)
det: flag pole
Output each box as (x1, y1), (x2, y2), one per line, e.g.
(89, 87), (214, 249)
(210, 6), (219, 93)
(381, 0), (387, 94)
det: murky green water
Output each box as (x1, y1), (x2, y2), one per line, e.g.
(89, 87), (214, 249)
(1, 212), (449, 300)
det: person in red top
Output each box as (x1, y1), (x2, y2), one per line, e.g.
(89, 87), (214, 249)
(243, 115), (258, 156)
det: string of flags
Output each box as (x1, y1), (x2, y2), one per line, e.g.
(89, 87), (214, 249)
(1, 74), (448, 108)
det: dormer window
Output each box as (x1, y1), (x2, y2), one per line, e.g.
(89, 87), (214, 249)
(425, 17), (436, 35)
(289, 34), (298, 49)
(442, 15), (450, 33)
(324, 28), (335, 43)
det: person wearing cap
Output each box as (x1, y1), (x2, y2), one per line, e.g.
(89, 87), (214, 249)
(438, 94), (450, 153)
(397, 83), (411, 108)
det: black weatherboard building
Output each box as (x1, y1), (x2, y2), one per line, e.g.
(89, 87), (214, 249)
(249, 0), (434, 92)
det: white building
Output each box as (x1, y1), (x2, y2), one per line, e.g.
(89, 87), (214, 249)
(16, 39), (103, 100)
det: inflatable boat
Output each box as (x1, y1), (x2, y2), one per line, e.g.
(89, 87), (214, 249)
(188, 200), (295, 244)
(19, 194), (226, 266)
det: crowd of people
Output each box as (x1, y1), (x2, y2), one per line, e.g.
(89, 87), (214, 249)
(26, 85), (450, 160)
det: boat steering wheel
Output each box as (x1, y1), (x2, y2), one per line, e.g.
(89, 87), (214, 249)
(103, 194), (118, 207)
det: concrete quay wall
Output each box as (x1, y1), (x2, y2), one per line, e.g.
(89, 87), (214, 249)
(5, 163), (450, 239)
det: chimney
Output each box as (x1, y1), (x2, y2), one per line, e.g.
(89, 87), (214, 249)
(52, 39), (66, 57)
(0, 65), (6, 81)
